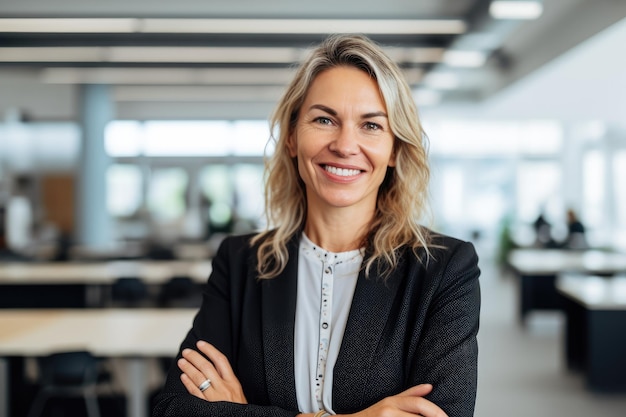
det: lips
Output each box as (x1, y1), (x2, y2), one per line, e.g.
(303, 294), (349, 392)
(323, 164), (362, 177)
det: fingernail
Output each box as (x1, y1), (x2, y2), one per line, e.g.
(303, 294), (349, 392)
(197, 340), (207, 347)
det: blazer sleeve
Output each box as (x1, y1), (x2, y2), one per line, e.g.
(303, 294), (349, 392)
(411, 239), (481, 417)
(152, 235), (299, 417)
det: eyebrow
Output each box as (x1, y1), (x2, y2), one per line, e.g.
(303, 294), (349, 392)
(308, 104), (388, 119)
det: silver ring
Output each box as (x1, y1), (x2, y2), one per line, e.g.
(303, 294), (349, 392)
(198, 378), (211, 392)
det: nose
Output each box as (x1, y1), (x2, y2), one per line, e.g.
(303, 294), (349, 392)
(328, 126), (359, 156)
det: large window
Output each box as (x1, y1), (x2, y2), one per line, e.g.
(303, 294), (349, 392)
(582, 149), (605, 228)
(613, 150), (626, 249)
(105, 119), (269, 239)
(516, 161), (562, 223)
(102, 118), (625, 251)
(148, 168), (189, 221)
(615, 151), (626, 228)
(105, 120), (270, 157)
(106, 164), (142, 217)
(427, 119), (564, 246)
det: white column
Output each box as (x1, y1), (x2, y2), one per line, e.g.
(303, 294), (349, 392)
(76, 85), (114, 248)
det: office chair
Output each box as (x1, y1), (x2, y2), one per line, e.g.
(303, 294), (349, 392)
(157, 275), (200, 307)
(111, 276), (149, 307)
(27, 351), (103, 417)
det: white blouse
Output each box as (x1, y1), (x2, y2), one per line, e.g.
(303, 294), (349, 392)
(294, 233), (363, 414)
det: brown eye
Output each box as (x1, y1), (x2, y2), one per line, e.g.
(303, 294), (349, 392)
(364, 122), (381, 131)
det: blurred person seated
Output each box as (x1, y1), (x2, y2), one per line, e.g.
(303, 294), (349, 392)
(0, 206), (31, 261)
(564, 209), (587, 250)
(532, 213), (559, 249)
(5, 175), (35, 256)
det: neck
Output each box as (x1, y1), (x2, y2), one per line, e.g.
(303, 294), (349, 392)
(304, 208), (373, 252)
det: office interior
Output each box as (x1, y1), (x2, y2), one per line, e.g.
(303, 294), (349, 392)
(1, 0), (626, 416)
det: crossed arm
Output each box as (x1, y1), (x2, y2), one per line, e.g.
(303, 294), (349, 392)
(153, 235), (479, 417)
(178, 340), (448, 417)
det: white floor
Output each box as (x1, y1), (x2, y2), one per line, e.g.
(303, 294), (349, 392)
(475, 248), (626, 417)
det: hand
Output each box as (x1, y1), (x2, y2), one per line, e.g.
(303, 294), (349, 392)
(178, 340), (248, 404)
(341, 384), (447, 417)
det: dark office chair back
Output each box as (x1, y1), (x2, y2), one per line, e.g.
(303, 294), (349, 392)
(28, 350), (102, 417)
(111, 276), (149, 307)
(39, 351), (99, 385)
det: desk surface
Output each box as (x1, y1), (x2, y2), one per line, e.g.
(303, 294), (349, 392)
(508, 249), (626, 275)
(0, 308), (196, 357)
(0, 260), (213, 285)
(557, 275), (626, 310)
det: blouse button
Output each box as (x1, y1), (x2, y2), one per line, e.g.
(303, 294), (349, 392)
(322, 322), (329, 329)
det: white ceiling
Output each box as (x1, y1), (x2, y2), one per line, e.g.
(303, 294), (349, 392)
(0, 0), (625, 123)
(424, 14), (626, 127)
(482, 15), (626, 126)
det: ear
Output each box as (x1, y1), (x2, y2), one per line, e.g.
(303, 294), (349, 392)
(286, 132), (297, 158)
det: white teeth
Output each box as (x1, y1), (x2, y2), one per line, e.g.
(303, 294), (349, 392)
(324, 165), (360, 177)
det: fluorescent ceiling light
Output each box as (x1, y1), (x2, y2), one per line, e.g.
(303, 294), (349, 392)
(385, 47), (444, 64)
(113, 86), (285, 102)
(0, 47), (305, 63)
(423, 72), (460, 90)
(0, 47), (103, 62)
(442, 50), (487, 68)
(0, 17), (466, 35)
(142, 18), (466, 35)
(0, 18), (138, 32)
(489, 1), (544, 20)
(41, 67), (425, 87)
(2, 46), (443, 64)
(41, 68), (297, 85)
(107, 47), (305, 63)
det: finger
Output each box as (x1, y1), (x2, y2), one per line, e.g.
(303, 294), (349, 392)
(371, 394), (445, 417)
(402, 396), (447, 417)
(178, 356), (213, 391)
(180, 372), (205, 400)
(177, 356), (204, 381)
(399, 383), (433, 398)
(182, 347), (219, 383)
(179, 351), (219, 395)
(411, 398), (447, 417)
(196, 341), (238, 382)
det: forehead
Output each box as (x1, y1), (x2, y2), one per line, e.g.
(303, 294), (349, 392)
(302, 66), (386, 109)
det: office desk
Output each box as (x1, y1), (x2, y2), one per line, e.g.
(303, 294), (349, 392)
(507, 249), (626, 323)
(556, 275), (626, 392)
(0, 308), (196, 417)
(0, 260), (213, 284)
(0, 260), (212, 307)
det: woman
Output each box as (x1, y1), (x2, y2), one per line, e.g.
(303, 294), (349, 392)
(153, 34), (480, 417)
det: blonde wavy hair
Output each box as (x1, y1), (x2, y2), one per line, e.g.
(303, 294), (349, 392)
(252, 33), (432, 279)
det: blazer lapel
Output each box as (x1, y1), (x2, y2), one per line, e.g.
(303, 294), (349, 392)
(332, 256), (403, 411)
(261, 236), (300, 410)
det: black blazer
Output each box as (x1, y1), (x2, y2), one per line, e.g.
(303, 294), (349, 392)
(153, 231), (480, 417)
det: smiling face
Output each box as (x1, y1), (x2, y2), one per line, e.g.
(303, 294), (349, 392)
(287, 66), (396, 217)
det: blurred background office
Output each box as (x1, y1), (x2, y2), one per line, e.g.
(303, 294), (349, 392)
(1, 1), (626, 416)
